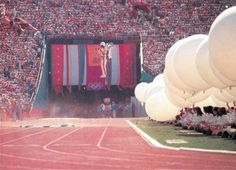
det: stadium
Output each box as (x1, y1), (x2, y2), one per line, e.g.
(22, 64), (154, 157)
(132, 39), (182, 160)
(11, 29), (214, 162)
(0, 0), (236, 169)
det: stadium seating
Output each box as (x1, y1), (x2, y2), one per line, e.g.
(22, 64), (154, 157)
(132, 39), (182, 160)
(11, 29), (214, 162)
(0, 0), (235, 119)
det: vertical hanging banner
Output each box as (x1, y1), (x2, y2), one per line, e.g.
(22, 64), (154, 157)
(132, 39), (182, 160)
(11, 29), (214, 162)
(131, 43), (137, 87)
(119, 44), (135, 88)
(66, 45), (80, 86)
(52, 44), (64, 95)
(86, 45), (106, 90)
(79, 44), (86, 86)
(110, 45), (120, 85)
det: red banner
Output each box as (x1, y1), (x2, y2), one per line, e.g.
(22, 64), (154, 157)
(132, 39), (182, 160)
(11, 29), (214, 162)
(119, 44), (133, 88)
(52, 44), (64, 95)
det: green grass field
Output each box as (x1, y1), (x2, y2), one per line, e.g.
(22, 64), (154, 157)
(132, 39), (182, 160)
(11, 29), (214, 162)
(131, 119), (236, 151)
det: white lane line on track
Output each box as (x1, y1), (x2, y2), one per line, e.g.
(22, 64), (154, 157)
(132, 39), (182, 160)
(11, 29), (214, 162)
(0, 128), (53, 145)
(97, 118), (111, 147)
(43, 128), (81, 153)
(53, 144), (92, 147)
(42, 124), (156, 165)
(94, 119), (207, 167)
(2, 144), (40, 147)
(0, 152), (126, 169)
(42, 127), (135, 169)
(97, 119), (179, 157)
(38, 119), (235, 169)
(0, 128), (131, 169)
(96, 119), (236, 167)
(127, 120), (236, 155)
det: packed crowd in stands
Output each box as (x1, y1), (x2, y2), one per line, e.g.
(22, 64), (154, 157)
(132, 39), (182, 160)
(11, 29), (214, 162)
(0, 1), (43, 120)
(0, 0), (235, 120)
(174, 105), (236, 139)
(136, 0), (236, 75)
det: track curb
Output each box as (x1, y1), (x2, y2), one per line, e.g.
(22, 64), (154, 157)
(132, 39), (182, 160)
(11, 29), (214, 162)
(127, 120), (236, 155)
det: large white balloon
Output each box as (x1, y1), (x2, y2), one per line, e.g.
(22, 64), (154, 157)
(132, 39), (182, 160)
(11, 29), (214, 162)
(145, 89), (180, 121)
(225, 86), (236, 97)
(153, 74), (165, 86)
(143, 82), (163, 102)
(195, 96), (219, 108)
(222, 88), (236, 102)
(173, 34), (209, 93)
(164, 39), (192, 94)
(209, 7), (236, 85)
(211, 95), (227, 107)
(195, 39), (227, 89)
(195, 96), (215, 108)
(144, 74), (165, 102)
(213, 88), (236, 103)
(134, 82), (149, 102)
(165, 88), (193, 108)
(163, 71), (193, 99)
(209, 61), (236, 87)
(187, 88), (213, 103)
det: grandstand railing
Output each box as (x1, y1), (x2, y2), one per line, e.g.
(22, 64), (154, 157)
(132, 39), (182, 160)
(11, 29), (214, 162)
(46, 33), (141, 42)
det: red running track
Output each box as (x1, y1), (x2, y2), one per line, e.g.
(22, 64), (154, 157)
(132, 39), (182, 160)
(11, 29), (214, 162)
(0, 118), (236, 170)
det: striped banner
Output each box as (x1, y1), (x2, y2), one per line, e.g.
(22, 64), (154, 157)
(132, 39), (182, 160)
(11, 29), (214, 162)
(53, 44), (82, 90)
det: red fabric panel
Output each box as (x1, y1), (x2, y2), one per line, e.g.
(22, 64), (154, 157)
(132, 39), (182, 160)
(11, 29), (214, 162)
(52, 44), (64, 94)
(119, 44), (133, 88)
(132, 43), (137, 87)
(86, 45), (105, 90)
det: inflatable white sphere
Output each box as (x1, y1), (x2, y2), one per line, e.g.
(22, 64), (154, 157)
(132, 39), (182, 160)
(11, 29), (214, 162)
(134, 82), (149, 102)
(165, 88), (193, 108)
(211, 95), (227, 107)
(153, 74), (165, 86)
(195, 96), (218, 108)
(144, 74), (165, 102)
(145, 89), (180, 121)
(213, 88), (236, 103)
(163, 71), (193, 99)
(187, 88), (214, 104)
(222, 88), (236, 102)
(209, 7), (236, 85)
(143, 81), (163, 102)
(165, 39), (192, 93)
(195, 39), (227, 89)
(225, 86), (236, 97)
(209, 61), (236, 87)
(173, 34), (208, 92)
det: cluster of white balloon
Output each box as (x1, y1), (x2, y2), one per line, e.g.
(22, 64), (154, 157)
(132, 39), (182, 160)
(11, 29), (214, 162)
(134, 7), (236, 121)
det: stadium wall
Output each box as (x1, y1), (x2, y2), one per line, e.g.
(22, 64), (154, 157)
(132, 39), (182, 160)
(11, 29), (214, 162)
(30, 45), (49, 118)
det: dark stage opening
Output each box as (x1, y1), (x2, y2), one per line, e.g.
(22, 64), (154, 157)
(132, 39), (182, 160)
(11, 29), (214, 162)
(48, 86), (135, 118)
